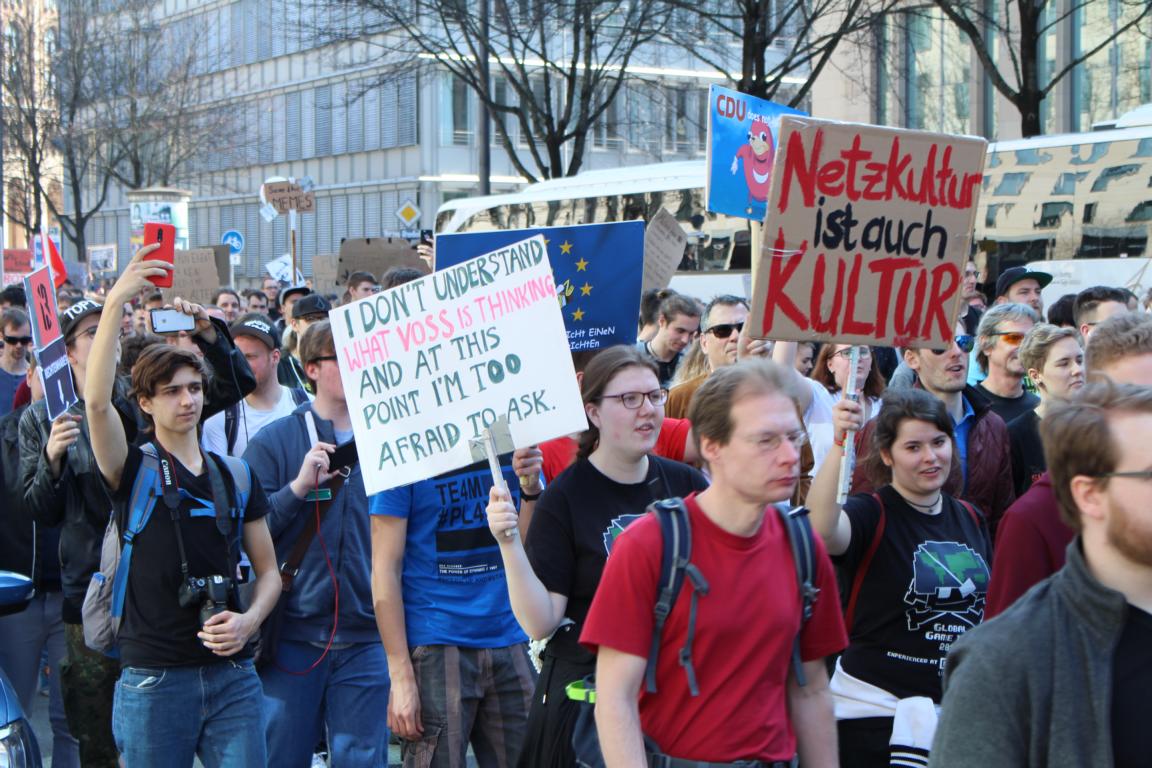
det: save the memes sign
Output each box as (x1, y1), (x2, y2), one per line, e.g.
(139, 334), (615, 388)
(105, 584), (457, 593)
(332, 235), (587, 494)
(749, 116), (987, 347)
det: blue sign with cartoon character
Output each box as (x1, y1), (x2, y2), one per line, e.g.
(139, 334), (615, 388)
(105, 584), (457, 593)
(706, 84), (806, 222)
(436, 221), (644, 351)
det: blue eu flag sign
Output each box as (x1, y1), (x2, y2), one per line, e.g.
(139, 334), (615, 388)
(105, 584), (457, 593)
(436, 222), (644, 350)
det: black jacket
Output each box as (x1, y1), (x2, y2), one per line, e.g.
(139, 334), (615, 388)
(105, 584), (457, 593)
(19, 317), (256, 622)
(0, 403), (61, 592)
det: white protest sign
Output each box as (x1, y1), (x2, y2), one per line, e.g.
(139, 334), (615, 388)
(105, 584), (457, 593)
(332, 235), (587, 494)
(643, 209), (687, 293)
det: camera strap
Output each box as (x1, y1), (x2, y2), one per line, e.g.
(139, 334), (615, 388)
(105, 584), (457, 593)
(156, 444), (238, 585)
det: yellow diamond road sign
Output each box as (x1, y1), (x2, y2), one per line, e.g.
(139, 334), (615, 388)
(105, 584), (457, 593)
(397, 201), (421, 227)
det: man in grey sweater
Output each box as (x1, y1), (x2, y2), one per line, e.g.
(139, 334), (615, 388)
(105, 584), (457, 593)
(931, 380), (1152, 767)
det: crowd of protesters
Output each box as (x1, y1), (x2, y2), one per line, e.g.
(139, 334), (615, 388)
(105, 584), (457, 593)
(0, 245), (1148, 768)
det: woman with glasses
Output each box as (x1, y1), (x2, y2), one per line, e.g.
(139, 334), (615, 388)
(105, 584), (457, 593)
(806, 388), (992, 768)
(486, 345), (708, 767)
(1006, 324), (1084, 497)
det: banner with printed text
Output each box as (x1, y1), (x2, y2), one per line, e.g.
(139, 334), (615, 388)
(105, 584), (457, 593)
(436, 221), (644, 351)
(749, 116), (988, 347)
(333, 235), (588, 494)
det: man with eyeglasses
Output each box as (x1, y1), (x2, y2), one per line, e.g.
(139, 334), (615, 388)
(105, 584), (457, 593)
(933, 380), (1152, 768)
(974, 303), (1042, 424)
(585, 359), (846, 768)
(665, 295), (747, 419)
(0, 308), (31, 417)
(852, 331), (1016, 533)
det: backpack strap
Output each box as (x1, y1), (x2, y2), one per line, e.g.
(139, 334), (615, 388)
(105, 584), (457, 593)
(110, 444), (162, 623)
(644, 498), (709, 696)
(224, 403), (239, 455)
(955, 498), (982, 528)
(844, 492), (887, 632)
(777, 504), (820, 687)
(289, 387), (310, 407)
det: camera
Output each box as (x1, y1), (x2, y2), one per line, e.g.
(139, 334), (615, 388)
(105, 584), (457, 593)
(178, 574), (233, 627)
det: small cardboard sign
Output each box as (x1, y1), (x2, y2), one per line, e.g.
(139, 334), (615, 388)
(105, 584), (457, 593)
(706, 84), (806, 222)
(312, 253), (340, 296)
(337, 238), (428, 283)
(37, 337), (78, 420)
(749, 116), (987, 348)
(331, 235), (587, 494)
(643, 209), (687, 293)
(263, 181), (316, 215)
(24, 267), (61, 348)
(162, 249), (221, 307)
(87, 244), (117, 273)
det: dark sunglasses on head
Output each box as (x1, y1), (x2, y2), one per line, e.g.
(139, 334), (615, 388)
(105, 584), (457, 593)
(706, 322), (744, 339)
(3, 335), (32, 345)
(931, 335), (976, 355)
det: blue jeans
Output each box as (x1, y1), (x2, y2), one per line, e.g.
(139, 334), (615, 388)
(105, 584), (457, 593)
(260, 639), (390, 768)
(0, 591), (80, 768)
(112, 658), (266, 768)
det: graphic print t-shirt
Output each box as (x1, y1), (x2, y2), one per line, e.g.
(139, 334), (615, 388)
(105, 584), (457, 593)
(369, 456), (527, 648)
(525, 456), (708, 626)
(837, 485), (992, 701)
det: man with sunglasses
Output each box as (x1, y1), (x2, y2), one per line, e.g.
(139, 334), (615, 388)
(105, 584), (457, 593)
(974, 303), (1042, 424)
(665, 295), (747, 419)
(933, 380), (1152, 768)
(0, 308), (31, 417)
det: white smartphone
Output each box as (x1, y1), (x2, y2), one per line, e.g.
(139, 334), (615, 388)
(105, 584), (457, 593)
(149, 308), (196, 334)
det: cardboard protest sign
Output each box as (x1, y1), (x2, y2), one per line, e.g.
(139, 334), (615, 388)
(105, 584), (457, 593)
(265, 254), (304, 285)
(37, 338), (78, 420)
(643, 209), (687, 293)
(436, 221), (644, 351)
(161, 249), (220, 306)
(749, 116), (987, 348)
(706, 85), (805, 222)
(312, 253), (340, 296)
(337, 238), (427, 284)
(263, 181), (316, 214)
(24, 267), (62, 348)
(331, 235), (587, 494)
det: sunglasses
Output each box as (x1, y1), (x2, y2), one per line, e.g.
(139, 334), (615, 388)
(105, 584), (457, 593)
(989, 331), (1026, 346)
(3, 335), (32, 346)
(931, 335), (976, 354)
(706, 322), (744, 339)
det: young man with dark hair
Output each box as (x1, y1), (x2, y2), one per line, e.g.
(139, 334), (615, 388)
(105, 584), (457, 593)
(993, 266), (1051, 315)
(584, 359), (846, 767)
(636, 293), (700, 387)
(245, 289), (269, 315)
(1046, 293), (1078, 328)
(243, 319), (391, 767)
(1072, 285), (1130, 342)
(0, 307), (31, 417)
(0, 284), (26, 309)
(345, 271), (379, 301)
(212, 288), (243, 323)
(934, 380), (1152, 767)
(84, 245), (280, 766)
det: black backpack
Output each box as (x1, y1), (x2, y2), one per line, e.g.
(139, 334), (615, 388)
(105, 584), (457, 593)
(223, 388), (310, 455)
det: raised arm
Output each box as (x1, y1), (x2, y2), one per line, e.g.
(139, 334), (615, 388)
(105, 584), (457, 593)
(770, 340), (815, 414)
(804, 397), (863, 556)
(86, 244), (170, 491)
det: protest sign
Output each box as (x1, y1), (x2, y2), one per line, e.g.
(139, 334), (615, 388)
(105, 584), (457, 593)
(706, 84), (805, 222)
(337, 238), (427, 283)
(265, 254), (304, 285)
(87, 244), (116, 273)
(37, 338), (78, 420)
(263, 181), (316, 215)
(436, 221), (644, 351)
(643, 209), (687, 293)
(24, 267), (61, 348)
(312, 254), (340, 296)
(161, 249), (220, 306)
(332, 235), (587, 494)
(748, 116), (987, 348)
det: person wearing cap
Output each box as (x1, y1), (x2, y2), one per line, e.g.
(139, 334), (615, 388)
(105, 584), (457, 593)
(278, 293), (331, 393)
(17, 272), (257, 767)
(994, 266), (1052, 316)
(202, 315), (312, 458)
(276, 284), (311, 335)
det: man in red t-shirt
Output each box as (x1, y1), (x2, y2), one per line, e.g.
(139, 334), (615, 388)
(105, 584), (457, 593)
(582, 359), (846, 767)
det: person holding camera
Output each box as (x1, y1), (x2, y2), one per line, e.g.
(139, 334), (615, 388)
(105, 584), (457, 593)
(243, 318), (391, 768)
(84, 244), (281, 766)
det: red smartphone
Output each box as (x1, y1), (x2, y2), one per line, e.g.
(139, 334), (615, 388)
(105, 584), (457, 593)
(142, 222), (176, 288)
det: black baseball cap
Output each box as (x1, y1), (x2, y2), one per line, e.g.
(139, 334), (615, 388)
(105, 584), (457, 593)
(231, 318), (279, 350)
(61, 299), (103, 340)
(292, 293), (332, 320)
(995, 267), (1052, 299)
(278, 284), (311, 307)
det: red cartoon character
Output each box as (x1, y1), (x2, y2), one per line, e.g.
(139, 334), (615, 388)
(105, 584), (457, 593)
(730, 114), (776, 216)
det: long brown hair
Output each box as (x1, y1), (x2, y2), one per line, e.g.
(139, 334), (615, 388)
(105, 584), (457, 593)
(860, 388), (955, 488)
(811, 344), (886, 399)
(576, 346), (658, 459)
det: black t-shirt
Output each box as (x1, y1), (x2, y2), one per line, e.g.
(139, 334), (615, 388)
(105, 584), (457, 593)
(1112, 605), (1152, 767)
(1007, 410), (1045, 498)
(112, 444), (270, 668)
(525, 455), (708, 627)
(836, 485), (992, 701)
(975, 383), (1038, 425)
